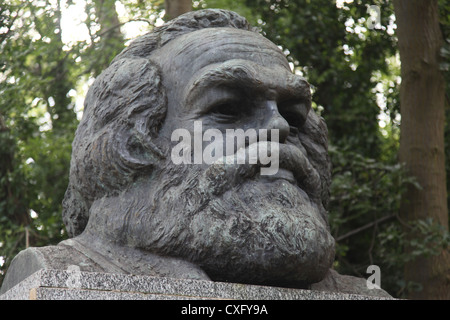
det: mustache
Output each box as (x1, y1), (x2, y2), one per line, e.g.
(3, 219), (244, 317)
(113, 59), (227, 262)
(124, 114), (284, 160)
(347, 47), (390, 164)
(199, 141), (321, 202)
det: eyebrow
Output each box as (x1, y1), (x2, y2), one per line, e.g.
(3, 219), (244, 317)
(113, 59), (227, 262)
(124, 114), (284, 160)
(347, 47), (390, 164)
(186, 64), (261, 101)
(185, 62), (310, 106)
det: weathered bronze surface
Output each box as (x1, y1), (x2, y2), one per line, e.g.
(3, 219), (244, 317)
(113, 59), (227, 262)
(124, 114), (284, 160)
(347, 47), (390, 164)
(1, 10), (390, 297)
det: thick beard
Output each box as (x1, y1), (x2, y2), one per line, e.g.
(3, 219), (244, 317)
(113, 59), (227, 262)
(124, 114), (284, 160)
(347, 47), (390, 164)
(125, 144), (335, 288)
(190, 178), (335, 287)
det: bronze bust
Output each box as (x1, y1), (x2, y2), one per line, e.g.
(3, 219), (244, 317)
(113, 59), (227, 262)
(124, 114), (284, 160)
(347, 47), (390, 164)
(0, 9), (390, 298)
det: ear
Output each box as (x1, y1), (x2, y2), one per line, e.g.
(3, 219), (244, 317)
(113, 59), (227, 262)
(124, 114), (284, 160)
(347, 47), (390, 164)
(114, 126), (166, 175)
(120, 58), (168, 169)
(98, 57), (168, 175)
(101, 57), (168, 182)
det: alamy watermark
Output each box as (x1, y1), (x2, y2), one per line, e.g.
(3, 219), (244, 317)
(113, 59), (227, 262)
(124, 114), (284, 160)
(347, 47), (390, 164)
(366, 5), (381, 30)
(65, 265), (82, 289)
(171, 121), (280, 176)
(366, 265), (381, 290)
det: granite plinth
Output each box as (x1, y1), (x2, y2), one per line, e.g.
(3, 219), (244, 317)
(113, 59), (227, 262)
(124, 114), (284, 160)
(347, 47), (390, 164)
(0, 269), (391, 300)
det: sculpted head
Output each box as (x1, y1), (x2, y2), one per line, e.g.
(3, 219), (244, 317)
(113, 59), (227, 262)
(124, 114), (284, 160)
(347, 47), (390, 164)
(62, 9), (335, 288)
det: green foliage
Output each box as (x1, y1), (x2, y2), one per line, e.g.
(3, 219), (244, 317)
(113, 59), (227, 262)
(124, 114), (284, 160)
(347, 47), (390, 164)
(378, 219), (450, 265)
(377, 218), (450, 296)
(329, 146), (449, 297)
(328, 146), (407, 296)
(0, 0), (132, 286)
(196, 0), (261, 26)
(0, 0), (75, 282)
(1, 0), (449, 299)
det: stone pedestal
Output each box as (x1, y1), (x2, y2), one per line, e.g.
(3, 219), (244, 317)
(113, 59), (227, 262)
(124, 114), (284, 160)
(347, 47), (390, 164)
(0, 269), (391, 300)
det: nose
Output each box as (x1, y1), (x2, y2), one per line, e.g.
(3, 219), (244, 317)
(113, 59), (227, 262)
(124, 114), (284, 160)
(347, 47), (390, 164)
(260, 100), (290, 143)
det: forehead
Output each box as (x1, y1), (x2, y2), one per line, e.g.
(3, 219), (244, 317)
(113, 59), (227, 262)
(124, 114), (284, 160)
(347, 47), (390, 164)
(155, 28), (291, 82)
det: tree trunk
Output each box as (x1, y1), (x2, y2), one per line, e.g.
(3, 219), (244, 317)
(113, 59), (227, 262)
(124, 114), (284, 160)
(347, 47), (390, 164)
(165, 0), (192, 21)
(48, 0), (75, 133)
(95, 0), (123, 40)
(91, 0), (125, 76)
(394, 0), (450, 299)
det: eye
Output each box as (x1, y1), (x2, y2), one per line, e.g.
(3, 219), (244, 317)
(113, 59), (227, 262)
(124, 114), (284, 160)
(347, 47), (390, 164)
(210, 101), (245, 122)
(213, 102), (240, 116)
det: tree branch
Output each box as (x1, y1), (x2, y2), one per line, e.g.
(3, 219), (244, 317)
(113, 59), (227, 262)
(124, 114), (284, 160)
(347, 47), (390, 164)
(336, 214), (395, 242)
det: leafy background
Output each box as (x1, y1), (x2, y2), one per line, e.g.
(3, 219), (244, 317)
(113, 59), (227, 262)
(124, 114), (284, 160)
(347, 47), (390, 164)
(1, 0), (449, 299)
